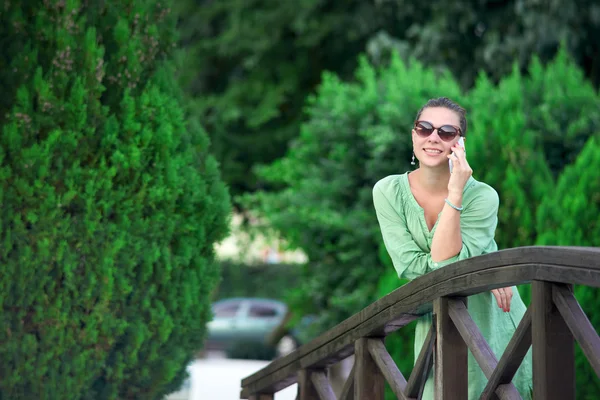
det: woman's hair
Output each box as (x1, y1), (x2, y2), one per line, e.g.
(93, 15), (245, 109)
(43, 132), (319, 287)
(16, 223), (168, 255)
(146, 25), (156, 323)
(414, 97), (468, 137)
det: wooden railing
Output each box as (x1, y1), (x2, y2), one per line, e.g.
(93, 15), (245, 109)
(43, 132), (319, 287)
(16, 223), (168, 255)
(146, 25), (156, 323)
(239, 246), (600, 400)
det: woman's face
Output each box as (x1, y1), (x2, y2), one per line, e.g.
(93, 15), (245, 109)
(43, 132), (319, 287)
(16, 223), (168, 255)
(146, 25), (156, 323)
(411, 107), (463, 168)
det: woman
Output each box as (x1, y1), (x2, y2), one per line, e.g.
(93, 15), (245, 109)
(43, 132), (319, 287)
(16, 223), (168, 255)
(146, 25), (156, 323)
(372, 97), (532, 399)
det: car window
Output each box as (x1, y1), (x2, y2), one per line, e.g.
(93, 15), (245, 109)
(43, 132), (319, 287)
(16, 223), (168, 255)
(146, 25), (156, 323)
(248, 304), (279, 318)
(213, 302), (240, 318)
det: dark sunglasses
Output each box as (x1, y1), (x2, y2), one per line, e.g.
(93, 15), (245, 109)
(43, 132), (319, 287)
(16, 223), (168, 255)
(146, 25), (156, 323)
(414, 120), (463, 142)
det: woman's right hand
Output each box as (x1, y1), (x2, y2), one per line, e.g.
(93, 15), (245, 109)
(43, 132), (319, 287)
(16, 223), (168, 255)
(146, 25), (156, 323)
(447, 143), (472, 195)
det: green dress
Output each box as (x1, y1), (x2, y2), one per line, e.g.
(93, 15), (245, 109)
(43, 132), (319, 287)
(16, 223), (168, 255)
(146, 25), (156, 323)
(372, 172), (532, 400)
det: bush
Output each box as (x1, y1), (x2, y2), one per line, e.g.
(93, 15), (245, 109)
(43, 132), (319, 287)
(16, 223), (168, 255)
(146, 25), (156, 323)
(216, 261), (302, 301)
(465, 47), (600, 250)
(0, 2), (230, 399)
(226, 340), (278, 361)
(536, 136), (600, 398)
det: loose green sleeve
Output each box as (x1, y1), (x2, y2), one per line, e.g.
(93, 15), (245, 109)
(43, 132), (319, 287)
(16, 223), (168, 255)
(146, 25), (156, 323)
(373, 178), (499, 280)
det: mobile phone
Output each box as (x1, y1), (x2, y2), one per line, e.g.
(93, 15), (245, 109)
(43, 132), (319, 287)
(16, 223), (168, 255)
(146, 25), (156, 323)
(449, 137), (465, 173)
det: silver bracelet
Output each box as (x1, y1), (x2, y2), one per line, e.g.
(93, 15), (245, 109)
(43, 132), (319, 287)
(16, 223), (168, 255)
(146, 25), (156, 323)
(444, 198), (463, 211)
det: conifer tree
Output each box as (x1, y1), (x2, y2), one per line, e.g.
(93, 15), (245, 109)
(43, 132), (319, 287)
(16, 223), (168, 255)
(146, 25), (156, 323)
(536, 136), (600, 398)
(0, 1), (230, 399)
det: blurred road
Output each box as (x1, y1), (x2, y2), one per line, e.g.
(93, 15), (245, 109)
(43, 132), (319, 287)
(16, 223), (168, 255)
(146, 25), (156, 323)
(167, 352), (298, 400)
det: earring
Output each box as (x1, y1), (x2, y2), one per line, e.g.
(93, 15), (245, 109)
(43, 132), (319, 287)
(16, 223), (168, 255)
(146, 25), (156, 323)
(411, 153), (416, 165)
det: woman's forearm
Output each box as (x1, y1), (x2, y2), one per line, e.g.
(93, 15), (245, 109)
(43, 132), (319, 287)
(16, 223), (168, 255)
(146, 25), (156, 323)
(430, 191), (463, 262)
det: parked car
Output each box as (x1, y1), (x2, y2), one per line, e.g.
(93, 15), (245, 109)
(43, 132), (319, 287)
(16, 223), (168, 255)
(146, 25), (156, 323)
(205, 298), (304, 358)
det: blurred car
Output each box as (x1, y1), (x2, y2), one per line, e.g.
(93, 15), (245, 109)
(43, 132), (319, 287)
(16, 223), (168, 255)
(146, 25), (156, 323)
(205, 298), (302, 358)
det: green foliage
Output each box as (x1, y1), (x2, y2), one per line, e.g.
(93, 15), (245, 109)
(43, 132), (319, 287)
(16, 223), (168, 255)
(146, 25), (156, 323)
(524, 49), (600, 179)
(174, 0), (403, 199)
(537, 136), (600, 246)
(175, 0), (600, 202)
(215, 261), (302, 301)
(536, 136), (600, 398)
(465, 66), (553, 249)
(465, 47), (600, 250)
(225, 340), (277, 361)
(0, 1), (230, 399)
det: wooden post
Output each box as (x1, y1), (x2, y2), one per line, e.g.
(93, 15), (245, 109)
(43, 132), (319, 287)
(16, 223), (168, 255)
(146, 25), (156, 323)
(532, 281), (575, 400)
(298, 369), (319, 400)
(354, 337), (385, 400)
(434, 297), (468, 400)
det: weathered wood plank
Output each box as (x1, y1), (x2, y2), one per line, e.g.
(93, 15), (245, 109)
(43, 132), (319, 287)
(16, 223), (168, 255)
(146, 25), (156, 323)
(366, 338), (408, 400)
(241, 262), (600, 395)
(298, 369), (319, 400)
(532, 281), (575, 400)
(553, 283), (600, 377)
(434, 297), (467, 399)
(338, 362), (355, 400)
(480, 307), (532, 400)
(243, 246), (600, 388)
(309, 371), (336, 400)
(418, 351), (433, 400)
(405, 322), (436, 398)
(355, 338), (385, 400)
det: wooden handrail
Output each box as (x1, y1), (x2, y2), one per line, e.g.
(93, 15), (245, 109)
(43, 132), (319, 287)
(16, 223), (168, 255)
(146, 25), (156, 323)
(240, 246), (600, 399)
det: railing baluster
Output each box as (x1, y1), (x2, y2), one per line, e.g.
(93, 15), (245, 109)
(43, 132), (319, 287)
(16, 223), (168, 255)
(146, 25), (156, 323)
(532, 280), (575, 400)
(298, 369), (320, 400)
(310, 370), (336, 400)
(405, 322), (436, 399)
(338, 362), (355, 400)
(367, 338), (408, 399)
(552, 283), (600, 378)
(481, 307), (532, 400)
(448, 299), (522, 399)
(355, 337), (385, 400)
(434, 297), (468, 400)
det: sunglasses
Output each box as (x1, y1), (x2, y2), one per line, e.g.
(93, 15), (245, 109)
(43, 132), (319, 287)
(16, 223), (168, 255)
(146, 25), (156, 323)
(414, 120), (463, 142)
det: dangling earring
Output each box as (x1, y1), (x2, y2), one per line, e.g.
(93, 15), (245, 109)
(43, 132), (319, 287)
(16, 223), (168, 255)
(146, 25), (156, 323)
(411, 153), (416, 165)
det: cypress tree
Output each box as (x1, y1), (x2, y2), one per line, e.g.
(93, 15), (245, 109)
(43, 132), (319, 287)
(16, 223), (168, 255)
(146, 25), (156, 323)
(536, 136), (600, 398)
(465, 66), (553, 250)
(0, 1), (230, 399)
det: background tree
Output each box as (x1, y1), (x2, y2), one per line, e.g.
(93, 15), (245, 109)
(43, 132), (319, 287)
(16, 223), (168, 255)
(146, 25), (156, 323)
(175, 0), (600, 203)
(174, 0), (404, 201)
(0, 1), (230, 399)
(465, 66), (553, 249)
(536, 136), (600, 398)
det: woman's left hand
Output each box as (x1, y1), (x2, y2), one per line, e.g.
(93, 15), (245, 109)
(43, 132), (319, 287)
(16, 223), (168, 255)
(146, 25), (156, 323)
(491, 287), (513, 312)
(447, 143), (473, 195)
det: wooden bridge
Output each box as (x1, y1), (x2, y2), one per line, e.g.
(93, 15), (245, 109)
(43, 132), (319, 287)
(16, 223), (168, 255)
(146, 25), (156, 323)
(239, 246), (600, 399)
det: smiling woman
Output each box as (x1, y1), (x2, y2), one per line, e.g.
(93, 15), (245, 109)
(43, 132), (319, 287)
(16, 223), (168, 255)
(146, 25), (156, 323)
(372, 97), (533, 399)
